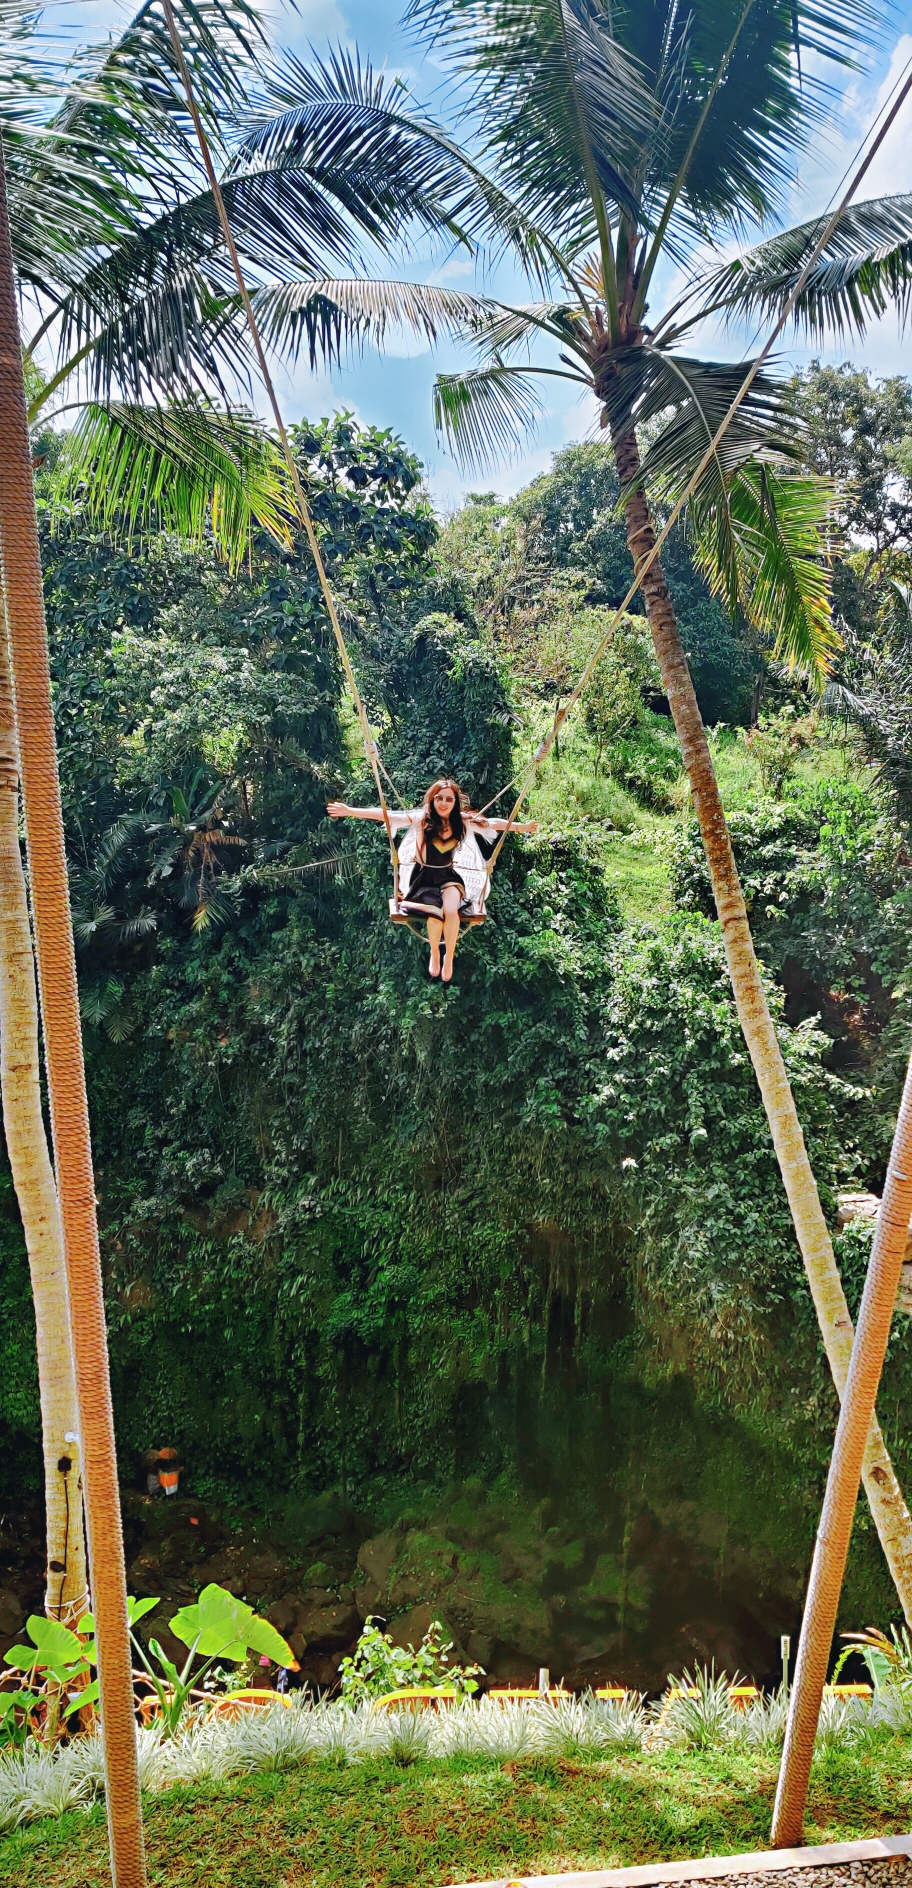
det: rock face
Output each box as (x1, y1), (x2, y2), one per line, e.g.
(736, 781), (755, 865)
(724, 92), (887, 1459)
(0, 1588), (24, 1641)
(0, 1478), (804, 1694)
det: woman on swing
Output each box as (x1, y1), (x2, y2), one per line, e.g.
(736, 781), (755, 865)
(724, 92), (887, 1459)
(328, 778), (536, 982)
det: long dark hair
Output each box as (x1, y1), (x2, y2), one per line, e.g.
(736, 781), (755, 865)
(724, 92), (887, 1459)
(420, 777), (466, 853)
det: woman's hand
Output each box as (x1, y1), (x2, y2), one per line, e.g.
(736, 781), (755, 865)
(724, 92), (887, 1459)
(521, 820), (538, 834)
(326, 801), (348, 818)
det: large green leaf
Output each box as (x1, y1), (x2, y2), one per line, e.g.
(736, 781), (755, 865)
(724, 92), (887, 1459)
(49, 400), (292, 569)
(12, 1616), (84, 1668)
(63, 1679), (101, 1718)
(169, 1583), (294, 1665)
(169, 1586), (250, 1661)
(244, 1616), (296, 1666)
(690, 462), (838, 676)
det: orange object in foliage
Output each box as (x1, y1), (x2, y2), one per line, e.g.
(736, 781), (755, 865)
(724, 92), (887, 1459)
(157, 1448), (180, 1495)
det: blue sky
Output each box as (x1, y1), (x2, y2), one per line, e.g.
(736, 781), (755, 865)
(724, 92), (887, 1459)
(49, 1), (912, 506)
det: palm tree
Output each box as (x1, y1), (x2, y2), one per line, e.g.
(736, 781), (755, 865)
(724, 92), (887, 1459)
(0, 610), (88, 1628)
(0, 148), (148, 1888)
(1, 7), (528, 1874)
(9, 0), (535, 560)
(1, 0), (524, 1636)
(237, 0), (912, 1613)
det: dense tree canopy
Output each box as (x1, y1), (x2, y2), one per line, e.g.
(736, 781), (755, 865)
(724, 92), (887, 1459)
(4, 399), (912, 1665)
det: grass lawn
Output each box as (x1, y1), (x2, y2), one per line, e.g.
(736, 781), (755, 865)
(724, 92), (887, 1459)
(2, 1743), (910, 1888)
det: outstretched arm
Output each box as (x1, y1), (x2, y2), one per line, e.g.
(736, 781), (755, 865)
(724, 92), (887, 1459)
(327, 802), (412, 828)
(471, 814), (537, 833)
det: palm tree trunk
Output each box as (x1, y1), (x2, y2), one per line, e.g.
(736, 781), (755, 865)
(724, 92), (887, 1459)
(772, 1041), (912, 1844)
(0, 149), (146, 1885)
(0, 599), (88, 1626)
(610, 424), (912, 1620)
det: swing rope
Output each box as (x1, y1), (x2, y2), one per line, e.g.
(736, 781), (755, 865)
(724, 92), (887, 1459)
(162, 0), (401, 892)
(165, 0), (896, 916)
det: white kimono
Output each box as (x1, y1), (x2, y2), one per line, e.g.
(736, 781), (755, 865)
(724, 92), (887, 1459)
(396, 812), (498, 919)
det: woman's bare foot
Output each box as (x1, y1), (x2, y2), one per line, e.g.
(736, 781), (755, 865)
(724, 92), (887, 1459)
(429, 945), (441, 978)
(442, 952), (455, 984)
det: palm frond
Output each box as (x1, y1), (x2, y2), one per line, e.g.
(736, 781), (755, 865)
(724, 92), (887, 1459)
(47, 107), (516, 406)
(73, 904), (120, 948)
(406, 0), (879, 259)
(49, 169), (363, 404)
(600, 345), (836, 676)
(49, 400), (292, 568)
(88, 815), (148, 893)
(250, 278), (501, 368)
(690, 463), (838, 676)
(7, 0), (264, 301)
(405, 0), (658, 252)
(118, 910), (160, 944)
(469, 299), (588, 361)
(700, 193), (912, 339)
(638, 0), (877, 243)
(432, 365), (551, 469)
(44, 0), (262, 195)
(190, 887), (237, 932)
(600, 346), (798, 501)
(233, 44), (581, 281)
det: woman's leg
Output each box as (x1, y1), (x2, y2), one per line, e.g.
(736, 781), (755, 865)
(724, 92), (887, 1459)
(427, 915), (443, 976)
(441, 885), (462, 982)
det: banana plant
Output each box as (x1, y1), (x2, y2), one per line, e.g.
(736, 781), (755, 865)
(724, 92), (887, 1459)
(78, 1583), (294, 1738)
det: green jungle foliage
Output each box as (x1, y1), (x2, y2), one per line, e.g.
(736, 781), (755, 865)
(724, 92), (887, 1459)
(3, 402), (912, 1639)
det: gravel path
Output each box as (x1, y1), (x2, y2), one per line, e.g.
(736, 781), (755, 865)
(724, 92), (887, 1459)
(681, 1865), (912, 1888)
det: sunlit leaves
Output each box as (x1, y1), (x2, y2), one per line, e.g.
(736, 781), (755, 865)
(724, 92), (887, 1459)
(433, 366), (551, 469)
(691, 464), (838, 677)
(169, 1583), (293, 1664)
(50, 400), (292, 568)
(702, 193), (912, 340)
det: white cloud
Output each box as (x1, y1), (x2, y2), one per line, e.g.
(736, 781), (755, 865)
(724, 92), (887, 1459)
(273, 0), (351, 51)
(855, 35), (912, 198)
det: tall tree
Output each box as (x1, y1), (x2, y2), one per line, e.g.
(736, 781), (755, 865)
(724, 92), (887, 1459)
(0, 141), (147, 1888)
(0, 0), (517, 1642)
(237, 0), (912, 1611)
(0, 603), (87, 1626)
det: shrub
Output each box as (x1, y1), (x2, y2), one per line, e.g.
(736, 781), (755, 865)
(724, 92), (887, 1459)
(338, 1618), (482, 1703)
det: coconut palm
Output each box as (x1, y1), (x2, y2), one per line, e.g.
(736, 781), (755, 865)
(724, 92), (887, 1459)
(1, 8), (533, 1878)
(8, 0), (538, 561)
(234, 0), (912, 1613)
(0, 0), (530, 1623)
(0, 611), (88, 1629)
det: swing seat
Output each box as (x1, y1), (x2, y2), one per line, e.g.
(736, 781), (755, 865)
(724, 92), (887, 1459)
(390, 898), (486, 927)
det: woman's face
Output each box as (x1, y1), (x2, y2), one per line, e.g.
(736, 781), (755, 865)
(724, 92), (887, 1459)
(433, 787), (456, 820)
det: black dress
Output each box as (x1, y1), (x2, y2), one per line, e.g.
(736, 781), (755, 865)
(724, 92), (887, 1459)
(404, 836), (470, 915)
